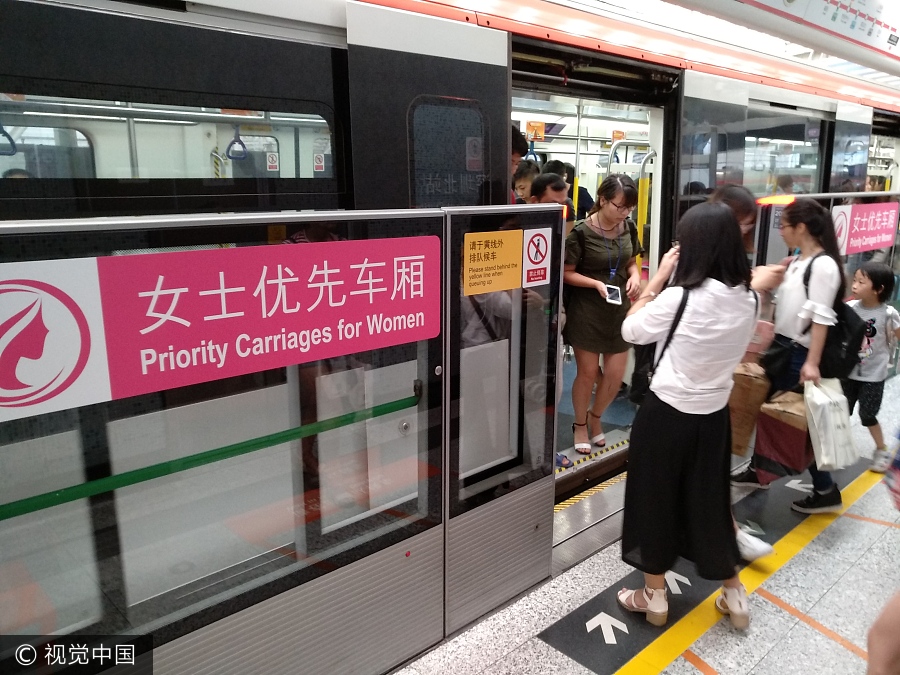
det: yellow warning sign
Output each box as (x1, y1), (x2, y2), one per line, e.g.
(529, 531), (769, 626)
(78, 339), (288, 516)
(463, 230), (523, 296)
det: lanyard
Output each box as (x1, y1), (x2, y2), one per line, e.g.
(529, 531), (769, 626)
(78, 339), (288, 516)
(600, 231), (621, 280)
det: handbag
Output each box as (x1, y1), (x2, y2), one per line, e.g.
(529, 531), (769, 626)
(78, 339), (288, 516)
(760, 337), (792, 383)
(629, 288), (689, 404)
(804, 379), (857, 471)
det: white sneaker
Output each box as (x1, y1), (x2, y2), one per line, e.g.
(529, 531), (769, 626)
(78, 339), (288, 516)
(871, 448), (892, 474)
(736, 528), (774, 562)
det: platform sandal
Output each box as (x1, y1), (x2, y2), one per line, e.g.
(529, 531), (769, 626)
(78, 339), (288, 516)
(616, 586), (668, 626)
(587, 410), (606, 447)
(572, 421), (592, 455)
(715, 584), (750, 630)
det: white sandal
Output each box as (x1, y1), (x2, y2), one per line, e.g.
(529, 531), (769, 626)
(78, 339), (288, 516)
(588, 410), (606, 447)
(715, 585), (750, 630)
(617, 586), (668, 626)
(573, 421), (592, 455)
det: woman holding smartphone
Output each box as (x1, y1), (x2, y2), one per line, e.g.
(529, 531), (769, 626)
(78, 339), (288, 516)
(563, 174), (642, 454)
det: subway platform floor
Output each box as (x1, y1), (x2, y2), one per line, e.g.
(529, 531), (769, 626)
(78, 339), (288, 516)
(394, 375), (900, 675)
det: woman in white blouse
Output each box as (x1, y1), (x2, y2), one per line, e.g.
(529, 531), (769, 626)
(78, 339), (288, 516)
(616, 202), (759, 630)
(730, 198), (846, 514)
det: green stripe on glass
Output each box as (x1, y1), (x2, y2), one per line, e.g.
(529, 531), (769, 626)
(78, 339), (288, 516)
(0, 394), (420, 522)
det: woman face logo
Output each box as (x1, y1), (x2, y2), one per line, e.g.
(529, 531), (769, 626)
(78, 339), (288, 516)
(0, 280), (90, 407)
(833, 209), (849, 254)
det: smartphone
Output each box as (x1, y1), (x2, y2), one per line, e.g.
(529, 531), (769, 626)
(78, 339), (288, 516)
(605, 284), (622, 305)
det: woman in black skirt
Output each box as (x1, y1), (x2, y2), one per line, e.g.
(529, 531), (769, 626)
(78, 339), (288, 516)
(616, 202), (759, 630)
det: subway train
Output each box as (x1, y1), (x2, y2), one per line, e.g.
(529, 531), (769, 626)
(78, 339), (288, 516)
(1, 1), (900, 674)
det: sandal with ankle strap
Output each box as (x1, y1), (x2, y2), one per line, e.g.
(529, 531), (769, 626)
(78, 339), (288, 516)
(617, 586), (668, 626)
(572, 421), (592, 455)
(715, 584), (750, 630)
(587, 410), (606, 447)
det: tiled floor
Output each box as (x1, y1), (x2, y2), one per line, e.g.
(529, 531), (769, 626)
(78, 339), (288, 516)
(395, 376), (900, 675)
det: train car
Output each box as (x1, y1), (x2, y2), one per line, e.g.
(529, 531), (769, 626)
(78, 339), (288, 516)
(2, 1), (900, 673)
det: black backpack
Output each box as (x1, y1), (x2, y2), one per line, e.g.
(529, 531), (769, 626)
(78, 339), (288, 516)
(802, 253), (866, 380)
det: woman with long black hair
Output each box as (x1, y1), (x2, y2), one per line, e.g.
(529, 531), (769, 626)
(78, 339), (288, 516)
(616, 202), (759, 630)
(731, 198), (847, 514)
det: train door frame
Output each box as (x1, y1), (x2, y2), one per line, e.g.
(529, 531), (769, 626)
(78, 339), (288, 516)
(510, 36), (682, 265)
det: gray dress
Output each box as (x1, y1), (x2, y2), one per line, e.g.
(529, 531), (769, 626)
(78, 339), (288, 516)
(563, 220), (642, 354)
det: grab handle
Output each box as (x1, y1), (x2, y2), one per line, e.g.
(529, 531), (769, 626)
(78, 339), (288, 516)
(0, 124), (16, 156)
(225, 126), (248, 160)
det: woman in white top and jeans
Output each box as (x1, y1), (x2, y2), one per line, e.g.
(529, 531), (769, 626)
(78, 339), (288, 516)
(616, 202), (759, 630)
(731, 198), (845, 514)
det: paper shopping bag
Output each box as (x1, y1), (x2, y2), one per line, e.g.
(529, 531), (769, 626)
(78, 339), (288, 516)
(754, 391), (813, 485)
(805, 379), (857, 471)
(729, 362), (769, 456)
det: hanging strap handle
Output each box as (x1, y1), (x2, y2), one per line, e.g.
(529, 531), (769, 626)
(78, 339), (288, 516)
(225, 125), (248, 160)
(0, 124), (16, 157)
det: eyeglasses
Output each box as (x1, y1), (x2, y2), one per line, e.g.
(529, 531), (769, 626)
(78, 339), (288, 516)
(608, 200), (634, 214)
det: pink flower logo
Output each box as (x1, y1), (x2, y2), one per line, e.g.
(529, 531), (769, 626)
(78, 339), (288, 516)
(0, 280), (90, 407)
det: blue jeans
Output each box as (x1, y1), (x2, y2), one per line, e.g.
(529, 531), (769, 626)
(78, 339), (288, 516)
(762, 335), (835, 492)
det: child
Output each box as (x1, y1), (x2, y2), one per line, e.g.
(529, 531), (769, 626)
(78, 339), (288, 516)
(845, 261), (900, 472)
(512, 159), (541, 202)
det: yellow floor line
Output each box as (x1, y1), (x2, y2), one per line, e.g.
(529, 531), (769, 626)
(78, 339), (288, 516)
(614, 469), (884, 674)
(555, 439), (628, 474)
(553, 472), (628, 513)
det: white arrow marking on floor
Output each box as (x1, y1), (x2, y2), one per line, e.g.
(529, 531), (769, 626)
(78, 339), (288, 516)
(586, 612), (628, 644)
(665, 570), (691, 595)
(740, 520), (765, 536)
(786, 479), (813, 492)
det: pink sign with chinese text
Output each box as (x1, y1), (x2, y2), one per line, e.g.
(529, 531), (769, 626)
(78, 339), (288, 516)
(832, 202), (899, 256)
(97, 237), (440, 400)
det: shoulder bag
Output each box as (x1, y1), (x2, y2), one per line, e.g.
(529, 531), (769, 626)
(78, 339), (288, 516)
(629, 288), (690, 404)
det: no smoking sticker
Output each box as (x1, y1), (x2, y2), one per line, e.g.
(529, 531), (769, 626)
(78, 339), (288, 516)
(522, 228), (552, 288)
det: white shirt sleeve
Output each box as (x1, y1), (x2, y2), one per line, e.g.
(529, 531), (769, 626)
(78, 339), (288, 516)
(798, 255), (840, 326)
(621, 286), (684, 346)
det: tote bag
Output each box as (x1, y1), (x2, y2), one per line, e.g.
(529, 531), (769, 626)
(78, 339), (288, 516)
(804, 379), (857, 471)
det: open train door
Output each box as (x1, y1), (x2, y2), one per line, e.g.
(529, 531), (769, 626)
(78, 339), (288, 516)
(510, 38), (680, 492)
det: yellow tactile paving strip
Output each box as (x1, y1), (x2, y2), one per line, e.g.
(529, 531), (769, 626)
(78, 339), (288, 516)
(615, 469), (884, 674)
(553, 472), (628, 513)
(554, 439), (629, 475)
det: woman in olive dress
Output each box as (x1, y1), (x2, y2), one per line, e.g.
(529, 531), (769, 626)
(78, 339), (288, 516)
(563, 174), (642, 453)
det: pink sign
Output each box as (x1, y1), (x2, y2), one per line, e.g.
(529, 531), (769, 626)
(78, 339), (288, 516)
(0, 237), (439, 421)
(832, 202), (899, 256)
(98, 237), (440, 400)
